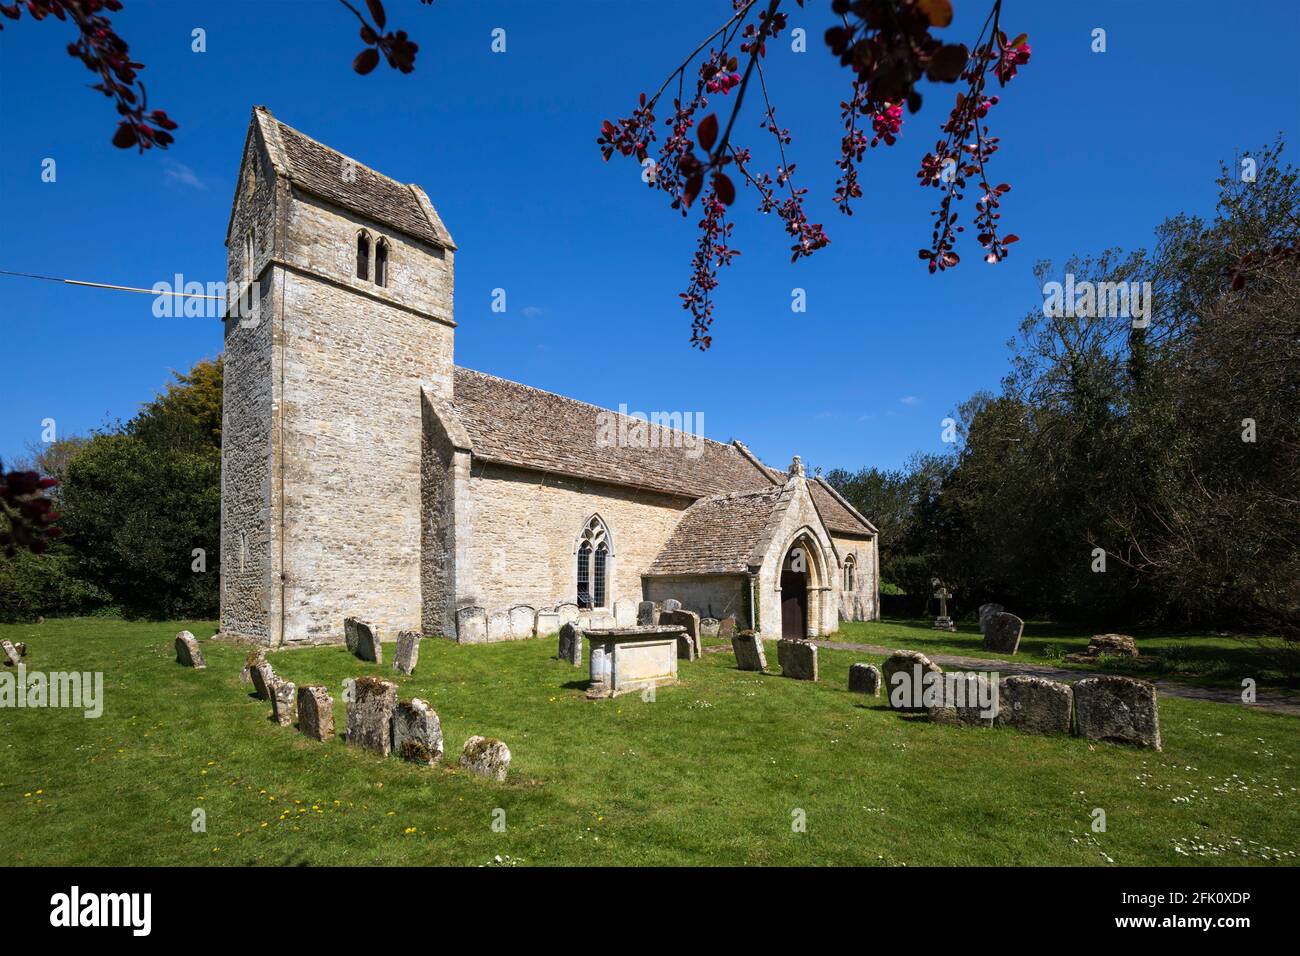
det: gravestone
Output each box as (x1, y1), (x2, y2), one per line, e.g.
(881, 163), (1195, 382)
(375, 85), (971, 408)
(613, 600), (638, 627)
(777, 639), (818, 681)
(882, 651), (942, 712)
(978, 603), (1004, 635)
(393, 630), (421, 675)
(174, 630), (206, 668)
(700, 618), (721, 638)
(731, 630), (767, 672)
(347, 677), (398, 756)
(459, 736), (511, 782)
(995, 675), (1072, 735)
(926, 672), (997, 727)
(637, 601), (658, 626)
(534, 610), (561, 637)
(558, 622), (583, 666)
(297, 685), (335, 742)
(250, 660), (277, 701)
(848, 662), (881, 696)
(555, 602), (581, 627)
(486, 608), (512, 642)
(982, 612), (1024, 654)
(352, 620), (382, 663)
(1074, 676), (1161, 750)
(931, 584), (956, 632)
(343, 616), (364, 655)
(240, 648), (265, 684)
(393, 698), (444, 766)
(508, 605), (536, 639)
(271, 679), (297, 727)
(2, 640), (21, 667)
(659, 609), (701, 660)
(455, 606), (488, 644)
(718, 616), (737, 640)
(13, 643), (25, 658)
(662, 598), (682, 613)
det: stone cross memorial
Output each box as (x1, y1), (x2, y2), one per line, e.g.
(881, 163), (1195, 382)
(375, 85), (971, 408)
(932, 584), (956, 632)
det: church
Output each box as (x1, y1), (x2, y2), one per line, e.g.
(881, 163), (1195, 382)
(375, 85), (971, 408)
(219, 107), (880, 648)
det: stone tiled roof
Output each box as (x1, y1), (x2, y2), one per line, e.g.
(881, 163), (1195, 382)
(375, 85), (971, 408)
(259, 108), (452, 248)
(645, 488), (787, 575)
(449, 367), (875, 537)
(451, 368), (773, 498)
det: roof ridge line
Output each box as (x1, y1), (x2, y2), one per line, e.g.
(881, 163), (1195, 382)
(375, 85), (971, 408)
(273, 115), (419, 193)
(453, 365), (737, 452)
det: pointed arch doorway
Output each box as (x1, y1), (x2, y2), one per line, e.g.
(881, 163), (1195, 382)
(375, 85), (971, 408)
(780, 547), (808, 639)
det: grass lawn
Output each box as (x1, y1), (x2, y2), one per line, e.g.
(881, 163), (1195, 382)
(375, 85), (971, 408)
(827, 618), (1300, 690)
(1, 617), (1297, 867)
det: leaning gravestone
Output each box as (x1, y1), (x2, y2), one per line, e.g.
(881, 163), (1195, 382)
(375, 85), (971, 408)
(1074, 675), (1161, 750)
(848, 662), (881, 697)
(777, 639), (818, 681)
(882, 650), (942, 712)
(393, 698), (444, 766)
(250, 660), (277, 701)
(297, 685), (335, 742)
(344, 616), (362, 654)
(558, 622), (583, 666)
(13, 643), (26, 658)
(271, 679), (297, 727)
(352, 620), (382, 663)
(982, 612), (1024, 654)
(347, 677), (398, 756)
(731, 630), (767, 672)
(393, 630), (421, 675)
(926, 672), (997, 727)
(459, 736), (511, 782)
(700, 618), (721, 638)
(978, 603), (1004, 635)
(662, 598), (682, 613)
(174, 630), (206, 668)
(240, 647), (265, 684)
(995, 675), (1072, 735)
(637, 601), (658, 626)
(718, 616), (737, 640)
(1, 640), (21, 667)
(659, 609), (701, 660)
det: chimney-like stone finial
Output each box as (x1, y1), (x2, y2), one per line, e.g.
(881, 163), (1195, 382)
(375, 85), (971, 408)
(789, 455), (805, 478)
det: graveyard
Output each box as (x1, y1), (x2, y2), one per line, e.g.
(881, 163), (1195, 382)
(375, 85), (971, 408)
(1, 615), (1296, 867)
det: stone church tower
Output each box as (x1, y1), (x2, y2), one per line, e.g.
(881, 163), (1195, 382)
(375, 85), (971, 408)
(220, 106), (456, 646)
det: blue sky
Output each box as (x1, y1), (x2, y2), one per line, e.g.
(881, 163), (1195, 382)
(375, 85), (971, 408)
(2, 0), (1297, 472)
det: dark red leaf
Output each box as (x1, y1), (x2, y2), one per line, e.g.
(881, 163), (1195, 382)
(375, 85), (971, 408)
(112, 122), (138, 149)
(713, 173), (735, 205)
(697, 113), (719, 152)
(366, 0), (386, 30)
(353, 47), (380, 75)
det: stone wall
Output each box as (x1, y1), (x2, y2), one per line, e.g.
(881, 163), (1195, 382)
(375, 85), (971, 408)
(642, 574), (747, 623)
(220, 115), (457, 646)
(752, 477), (840, 639)
(219, 131), (282, 644)
(832, 533), (878, 622)
(458, 462), (690, 620)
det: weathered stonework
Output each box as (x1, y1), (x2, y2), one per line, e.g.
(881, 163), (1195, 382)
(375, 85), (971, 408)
(558, 622), (583, 666)
(271, 679), (297, 727)
(393, 630), (421, 675)
(659, 609), (701, 660)
(848, 662), (881, 696)
(174, 631), (206, 668)
(393, 698), (443, 765)
(459, 735), (511, 782)
(250, 660), (277, 700)
(882, 651), (942, 712)
(983, 612), (1024, 654)
(995, 675), (1072, 735)
(347, 677), (398, 756)
(777, 638), (818, 681)
(731, 630), (767, 672)
(1074, 676), (1162, 750)
(297, 685), (335, 741)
